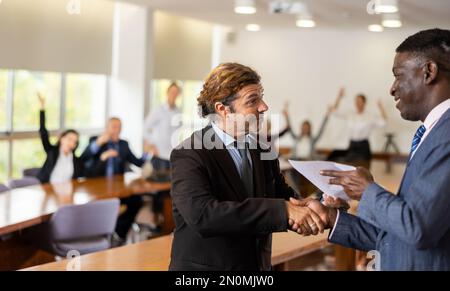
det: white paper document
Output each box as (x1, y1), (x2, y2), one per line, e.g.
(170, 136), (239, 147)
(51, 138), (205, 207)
(288, 160), (356, 201)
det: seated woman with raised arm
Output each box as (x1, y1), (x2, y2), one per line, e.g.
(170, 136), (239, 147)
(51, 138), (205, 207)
(36, 92), (84, 184)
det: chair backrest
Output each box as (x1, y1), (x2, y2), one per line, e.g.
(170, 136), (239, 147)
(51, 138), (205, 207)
(8, 177), (41, 189)
(22, 168), (41, 178)
(50, 198), (120, 241)
(0, 184), (10, 193)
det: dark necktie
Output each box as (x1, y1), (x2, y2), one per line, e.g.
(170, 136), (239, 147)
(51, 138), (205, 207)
(237, 142), (253, 197)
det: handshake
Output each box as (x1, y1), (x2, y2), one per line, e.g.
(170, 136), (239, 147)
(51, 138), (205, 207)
(285, 195), (348, 236)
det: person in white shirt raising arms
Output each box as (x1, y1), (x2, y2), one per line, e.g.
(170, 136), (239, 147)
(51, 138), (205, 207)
(327, 87), (388, 167)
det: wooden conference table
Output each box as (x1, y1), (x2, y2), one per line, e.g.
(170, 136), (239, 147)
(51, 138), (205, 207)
(0, 174), (171, 237)
(7, 161), (404, 271)
(24, 231), (330, 271)
(0, 174), (171, 270)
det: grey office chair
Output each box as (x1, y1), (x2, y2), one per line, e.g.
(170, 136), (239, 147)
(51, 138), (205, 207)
(22, 167), (41, 178)
(0, 183), (9, 193)
(8, 177), (41, 189)
(28, 199), (120, 257)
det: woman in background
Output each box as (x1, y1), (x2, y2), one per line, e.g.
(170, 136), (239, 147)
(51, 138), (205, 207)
(327, 87), (387, 167)
(283, 102), (331, 196)
(284, 103), (331, 160)
(328, 87), (388, 271)
(36, 93), (84, 184)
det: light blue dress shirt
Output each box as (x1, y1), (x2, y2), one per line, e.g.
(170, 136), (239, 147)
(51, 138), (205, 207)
(211, 123), (253, 178)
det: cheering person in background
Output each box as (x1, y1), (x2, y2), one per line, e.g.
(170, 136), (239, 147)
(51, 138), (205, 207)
(284, 102), (331, 160)
(282, 102), (331, 195)
(328, 87), (388, 168)
(36, 92), (85, 184)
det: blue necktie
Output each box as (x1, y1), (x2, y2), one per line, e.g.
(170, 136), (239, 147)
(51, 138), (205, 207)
(410, 125), (426, 157)
(106, 142), (118, 177)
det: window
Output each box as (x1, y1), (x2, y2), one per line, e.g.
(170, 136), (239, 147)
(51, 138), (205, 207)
(0, 70), (8, 131)
(152, 79), (174, 108)
(0, 142), (8, 183)
(11, 139), (47, 179)
(0, 69), (108, 180)
(13, 70), (61, 131)
(179, 80), (203, 126)
(75, 135), (90, 157)
(65, 74), (107, 129)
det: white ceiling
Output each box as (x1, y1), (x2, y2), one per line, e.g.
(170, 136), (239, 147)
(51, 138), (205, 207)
(120, 0), (450, 30)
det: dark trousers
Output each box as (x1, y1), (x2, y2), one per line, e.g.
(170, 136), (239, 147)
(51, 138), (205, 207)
(115, 195), (144, 239)
(327, 140), (372, 161)
(150, 157), (171, 217)
(347, 140), (372, 161)
(327, 140), (372, 168)
(151, 190), (170, 213)
(151, 157), (171, 171)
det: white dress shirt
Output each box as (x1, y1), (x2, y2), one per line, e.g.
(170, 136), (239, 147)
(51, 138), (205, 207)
(333, 111), (386, 142)
(50, 151), (74, 184)
(294, 137), (312, 159)
(330, 98), (450, 239)
(144, 103), (182, 161)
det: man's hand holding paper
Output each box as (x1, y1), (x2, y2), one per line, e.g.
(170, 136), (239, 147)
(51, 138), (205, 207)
(288, 160), (357, 201)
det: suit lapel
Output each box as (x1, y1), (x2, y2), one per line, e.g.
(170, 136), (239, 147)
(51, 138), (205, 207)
(203, 125), (249, 201)
(211, 149), (249, 201)
(398, 108), (450, 194)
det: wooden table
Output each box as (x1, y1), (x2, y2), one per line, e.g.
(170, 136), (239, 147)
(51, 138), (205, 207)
(0, 174), (171, 236)
(23, 231), (329, 271)
(8, 161), (406, 271)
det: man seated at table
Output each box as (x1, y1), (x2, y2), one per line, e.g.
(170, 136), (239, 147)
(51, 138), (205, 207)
(81, 117), (150, 245)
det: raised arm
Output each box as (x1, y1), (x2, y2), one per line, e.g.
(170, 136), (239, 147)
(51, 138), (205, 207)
(330, 87), (345, 113)
(38, 93), (52, 153)
(312, 109), (331, 145)
(282, 102), (299, 140)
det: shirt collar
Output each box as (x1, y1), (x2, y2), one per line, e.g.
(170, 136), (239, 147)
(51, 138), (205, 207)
(211, 122), (256, 148)
(59, 149), (73, 158)
(164, 102), (178, 112)
(423, 99), (450, 131)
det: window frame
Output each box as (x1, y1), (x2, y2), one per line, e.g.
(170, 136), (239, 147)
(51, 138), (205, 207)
(0, 69), (109, 180)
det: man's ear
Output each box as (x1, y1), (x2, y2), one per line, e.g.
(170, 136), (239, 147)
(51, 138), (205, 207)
(214, 102), (227, 118)
(423, 61), (438, 85)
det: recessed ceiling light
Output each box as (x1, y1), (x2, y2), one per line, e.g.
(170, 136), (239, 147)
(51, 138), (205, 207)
(246, 24), (261, 32)
(295, 3), (316, 28)
(235, 0), (256, 15)
(296, 13), (316, 28)
(368, 24), (384, 32)
(374, 0), (399, 14)
(296, 19), (316, 28)
(382, 13), (402, 28)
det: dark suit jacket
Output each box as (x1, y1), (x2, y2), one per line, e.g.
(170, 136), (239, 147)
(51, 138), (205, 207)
(37, 110), (84, 184)
(81, 136), (145, 177)
(169, 125), (298, 271)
